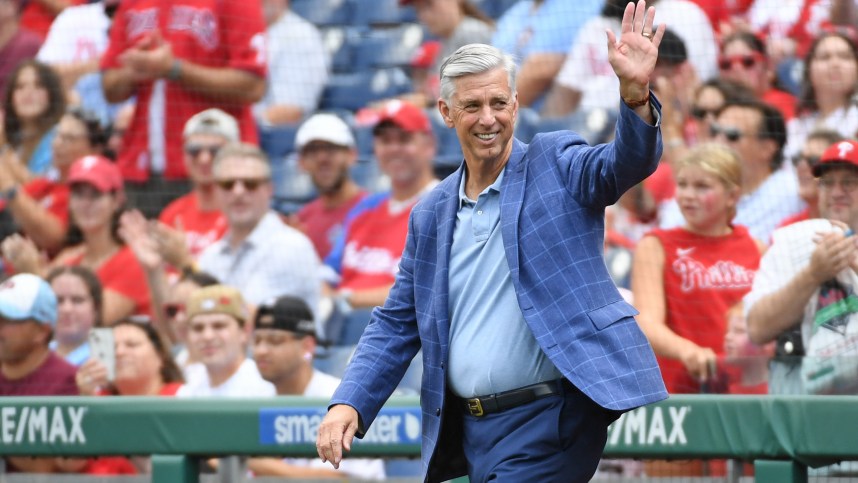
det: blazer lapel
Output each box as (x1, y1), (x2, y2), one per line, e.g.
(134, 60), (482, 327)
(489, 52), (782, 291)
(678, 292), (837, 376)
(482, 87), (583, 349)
(434, 167), (463, 346)
(500, 139), (528, 280)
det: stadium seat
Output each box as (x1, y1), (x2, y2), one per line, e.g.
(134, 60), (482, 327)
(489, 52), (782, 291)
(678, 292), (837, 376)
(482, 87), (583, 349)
(319, 68), (412, 111)
(776, 57), (803, 97)
(291, 0), (351, 26)
(258, 123), (300, 160)
(352, 158), (390, 193)
(321, 27), (366, 74)
(470, 0), (519, 19)
(427, 109), (463, 171)
(350, 0), (416, 26)
(354, 123), (375, 158)
(353, 24), (424, 70)
(270, 153), (316, 213)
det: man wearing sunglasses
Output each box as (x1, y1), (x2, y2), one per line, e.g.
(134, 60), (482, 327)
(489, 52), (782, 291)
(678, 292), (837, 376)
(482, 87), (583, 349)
(198, 144), (320, 314)
(660, 98), (803, 242)
(157, 109), (237, 261)
(746, 139), (858, 396)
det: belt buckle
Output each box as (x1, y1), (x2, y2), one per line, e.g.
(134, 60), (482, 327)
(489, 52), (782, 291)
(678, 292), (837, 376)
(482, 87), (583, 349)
(466, 398), (484, 417)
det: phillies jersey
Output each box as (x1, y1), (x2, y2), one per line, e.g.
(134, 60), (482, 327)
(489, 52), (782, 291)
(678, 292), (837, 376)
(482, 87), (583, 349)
(648, 225), (760, 394)
(158, 192), (226, 259)
(326, 193), (413, 291)
(101, 0), (266, 181)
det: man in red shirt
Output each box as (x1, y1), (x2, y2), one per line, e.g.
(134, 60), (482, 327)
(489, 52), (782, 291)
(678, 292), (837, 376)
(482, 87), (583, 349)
(0, 273), (78, 471)
(293, 114), (366, 260)
(323, 101), (438, 344)
(100, 0), (267, 217)
(158, 108), (234, 260)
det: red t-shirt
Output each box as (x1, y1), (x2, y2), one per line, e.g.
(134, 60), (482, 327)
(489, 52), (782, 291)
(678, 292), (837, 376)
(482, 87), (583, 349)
(19, 0), (85, 39)
(332, 195), (412, 291)
(647, 225), (760, 394)
(100, 0), (266, 181)
(763, 88), (797, 121)
(158, 192), (226, 258)
(296, 192), (367, 259)
(65, 247), (152, 318)
(0, 352), (78, 396)
(776, 208), (811, 230)
(22, 178), (70, 230)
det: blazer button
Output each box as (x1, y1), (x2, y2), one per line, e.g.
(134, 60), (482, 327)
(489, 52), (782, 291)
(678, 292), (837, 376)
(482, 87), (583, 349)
(440, 362), (444, 370)
(435, 408), (441, 416)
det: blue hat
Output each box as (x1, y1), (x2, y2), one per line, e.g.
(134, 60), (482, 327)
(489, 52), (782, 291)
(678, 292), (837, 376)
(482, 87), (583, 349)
(0, 274), (57, 326)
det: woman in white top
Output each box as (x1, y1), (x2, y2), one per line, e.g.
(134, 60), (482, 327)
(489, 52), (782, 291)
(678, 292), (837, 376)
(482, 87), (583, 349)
(785, 30), (858, 159)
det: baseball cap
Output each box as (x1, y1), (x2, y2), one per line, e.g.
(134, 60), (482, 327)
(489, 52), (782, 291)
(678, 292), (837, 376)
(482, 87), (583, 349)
(186, 285), (248, 325)
(373, 100), (432, 135)
(254, 295), (316, 338)
(0, 274), (57, 326)
(295, 113), (356, 151)
(813, 140), (858, 176)
(67, 155), (124, 193)
(411, 41), (441, 69)
(183, 108), (240, 143)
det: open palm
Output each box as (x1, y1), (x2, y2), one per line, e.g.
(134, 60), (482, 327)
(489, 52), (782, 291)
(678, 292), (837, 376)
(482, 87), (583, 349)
(606, 0), (665, 99)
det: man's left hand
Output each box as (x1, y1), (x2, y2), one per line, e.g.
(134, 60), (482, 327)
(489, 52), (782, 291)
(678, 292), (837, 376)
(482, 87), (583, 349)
(606, 0), (666, 103)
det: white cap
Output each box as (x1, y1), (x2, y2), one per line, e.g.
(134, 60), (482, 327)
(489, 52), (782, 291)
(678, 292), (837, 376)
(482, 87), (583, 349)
(295, 114), (356, 151)
(0, 274), (57, 326)
(183, 108), (240, 142)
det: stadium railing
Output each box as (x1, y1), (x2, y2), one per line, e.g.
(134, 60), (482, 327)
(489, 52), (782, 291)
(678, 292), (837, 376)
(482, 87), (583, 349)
(1, 395), (856, 482)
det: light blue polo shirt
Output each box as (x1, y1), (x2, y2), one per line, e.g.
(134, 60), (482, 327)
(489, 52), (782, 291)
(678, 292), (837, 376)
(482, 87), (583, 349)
(447, 167), (561, 398)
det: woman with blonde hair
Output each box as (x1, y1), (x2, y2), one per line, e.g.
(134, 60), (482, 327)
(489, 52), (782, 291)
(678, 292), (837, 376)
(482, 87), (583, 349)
(632, 143), (764, 394)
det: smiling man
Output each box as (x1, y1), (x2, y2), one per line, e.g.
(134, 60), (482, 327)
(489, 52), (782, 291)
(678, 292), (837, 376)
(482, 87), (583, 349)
(316, 2), (668, 482)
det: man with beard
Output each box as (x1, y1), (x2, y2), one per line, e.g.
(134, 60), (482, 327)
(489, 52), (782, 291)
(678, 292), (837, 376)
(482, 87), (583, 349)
(293, 114), (366, 260)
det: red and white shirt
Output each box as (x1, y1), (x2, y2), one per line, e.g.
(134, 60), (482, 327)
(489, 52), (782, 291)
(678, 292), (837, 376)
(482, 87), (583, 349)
(158, 192), (226, 259)
(647, 225), (760, 394)
(101, 0), (266, 181)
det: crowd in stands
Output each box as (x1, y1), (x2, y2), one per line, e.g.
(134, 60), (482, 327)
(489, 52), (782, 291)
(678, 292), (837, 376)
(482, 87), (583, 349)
(3, 0), (858, 478)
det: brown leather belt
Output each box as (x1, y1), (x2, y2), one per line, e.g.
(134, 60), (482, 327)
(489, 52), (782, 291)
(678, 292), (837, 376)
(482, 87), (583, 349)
(460, 379), (565, 417)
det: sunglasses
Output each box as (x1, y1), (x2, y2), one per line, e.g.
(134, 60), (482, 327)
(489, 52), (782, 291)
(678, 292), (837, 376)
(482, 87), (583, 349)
(216, 177), (270, 191)
(791, 155), (821, 167)
(163, 303), (185, 318)
(690, 106), (720, 120)
(184, 144), (222, 158)
(718, 53), (763, 71)
(709, 124), (747, 142)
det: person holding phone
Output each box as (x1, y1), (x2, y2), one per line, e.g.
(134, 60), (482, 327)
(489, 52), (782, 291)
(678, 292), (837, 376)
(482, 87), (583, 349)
(47, 266), (103, 366)
(75, 319), (183, 396)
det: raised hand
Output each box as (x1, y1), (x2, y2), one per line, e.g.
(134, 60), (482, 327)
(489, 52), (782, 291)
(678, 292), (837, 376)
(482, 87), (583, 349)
(118, 209), (163, 270)
(606, 0), (666, 104)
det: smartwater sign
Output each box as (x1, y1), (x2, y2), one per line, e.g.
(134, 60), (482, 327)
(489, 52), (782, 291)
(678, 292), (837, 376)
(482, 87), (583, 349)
(258, 407), (422, 446)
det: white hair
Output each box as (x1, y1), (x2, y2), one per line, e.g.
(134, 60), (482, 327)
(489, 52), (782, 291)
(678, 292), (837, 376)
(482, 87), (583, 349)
(439, 43), (517, 104)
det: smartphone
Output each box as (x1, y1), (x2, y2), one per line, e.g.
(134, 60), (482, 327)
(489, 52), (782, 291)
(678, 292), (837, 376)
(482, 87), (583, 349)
(89, 328), (116, 382)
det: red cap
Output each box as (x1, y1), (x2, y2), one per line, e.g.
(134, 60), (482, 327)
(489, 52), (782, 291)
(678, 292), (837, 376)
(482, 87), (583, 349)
(411, 40), (441, 69)
(68, 155), (124, 193)
(813, 140), (858, 176)
(399, 0), (413, 4)
(373, 100), (431, 134)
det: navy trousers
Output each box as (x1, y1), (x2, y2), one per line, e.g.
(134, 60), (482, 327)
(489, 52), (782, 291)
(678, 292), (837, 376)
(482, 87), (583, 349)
(461, 379), (621, 483)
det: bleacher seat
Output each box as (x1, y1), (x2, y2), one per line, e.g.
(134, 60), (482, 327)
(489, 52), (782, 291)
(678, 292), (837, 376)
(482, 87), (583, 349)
(350, 0), (416, 26)
(319, 68), (412, 111)
(258, 123), (300, 159)
(353, 24), (423, 70)
(470, 0), (519, 19)
(321, 27), (367, 73)
(292, 0), (351, 26)
(427, 109), (463, 171)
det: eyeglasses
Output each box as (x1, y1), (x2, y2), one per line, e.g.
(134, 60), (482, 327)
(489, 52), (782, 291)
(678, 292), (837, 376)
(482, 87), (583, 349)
(718, 53), (763, 71)
(55, 131), (88, 143)
(163, 303), (185, 318)
(691, 106), (720, 120)
(818, 176), (858, 192)
(709, 124), (748, 142)
(791, 155), (821, 167)
(215, 177), (270, 191)
(184, 144), (222, 158)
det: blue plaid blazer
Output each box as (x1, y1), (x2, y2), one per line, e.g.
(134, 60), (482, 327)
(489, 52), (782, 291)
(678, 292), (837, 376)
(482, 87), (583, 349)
(330, 102), (669, 482)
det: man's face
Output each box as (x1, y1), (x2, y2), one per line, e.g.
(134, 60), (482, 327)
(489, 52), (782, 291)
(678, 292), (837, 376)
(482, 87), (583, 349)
(298, 141), (355, 195)
(214, 156), (272, 231)
(183, 133), (229, 187)
(719, 40), (767, 95)
(252, 329), (309, 390)
(0, 317), (48, 365)
(439, 67), (517, 168)
(817, 166), (858, 227)
(187, 313), (246, 373)
(373, 125), (434, 190)
(713, 106), (771, 172)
